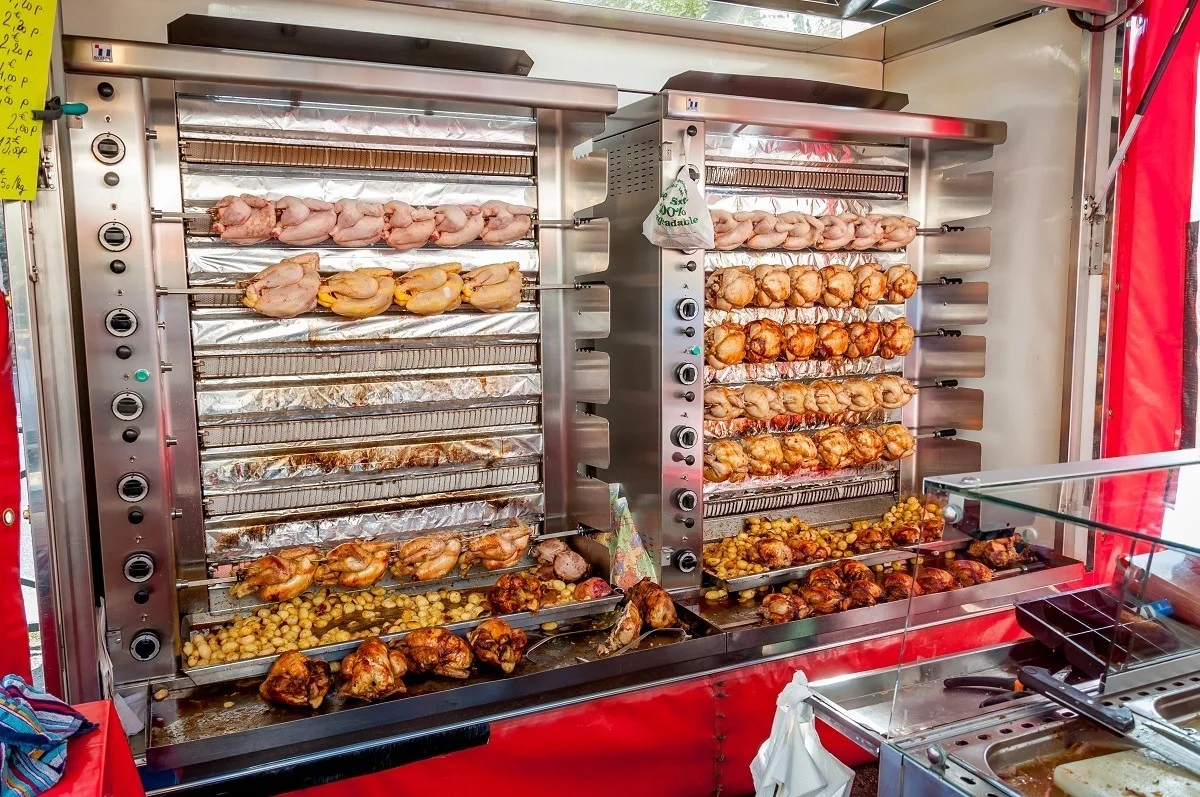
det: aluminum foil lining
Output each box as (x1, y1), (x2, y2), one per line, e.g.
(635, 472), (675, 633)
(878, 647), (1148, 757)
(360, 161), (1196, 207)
(704, 305), (903, 328)
(205, 491), (545, 559)
(178, 95), (537, 152)
(196, 371), (541, 419)
(702, 460), (901, 498)
(705, 250), (908, 271)
(182, 170), (536, 209)
(190, 307), (539, 349)
(705, 357), (902, 385)
(705, 134), (908, 169)
(186, 242), (538, 284)
(201, 432), (544, 488)
(707, 193), (908, 218)
(704, 408), (901, 439)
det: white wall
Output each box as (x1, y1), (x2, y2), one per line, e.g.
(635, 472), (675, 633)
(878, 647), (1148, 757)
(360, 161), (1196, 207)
(884, 9), (1085, 471)
(61, 0), (881, 99)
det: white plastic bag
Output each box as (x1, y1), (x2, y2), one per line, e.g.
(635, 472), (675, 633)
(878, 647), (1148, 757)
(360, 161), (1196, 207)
(751, 671), (855, 797)
(642, 166), (714, 251)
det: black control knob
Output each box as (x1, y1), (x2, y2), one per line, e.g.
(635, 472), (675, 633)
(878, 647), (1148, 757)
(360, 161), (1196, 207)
(115, 345), (132, 360)
(683, 326), (696, 338)
(675, 298), (699, 321)
(96, 82), (115, 99)
(671, 426), (698, 448)
(111, 392), (143, 421)
(104, 308), (137, 337)
(682, 260), (697, 272)
(673, 549), (699, 573)
(128, 508), (144, 524)
(117, 473), (149, 503)
(130, 631), (161, 662)
(122, 428), (139, 443)
(123, 553), (155, 583)
(672, 452), (695, 465)
(133, 590), (150, 605)
(673, 489), (698, 512)
(680, 391), (695, 402)
(91, 134), (125, 164)
(674, 515), (696, 529)
(109, 259), (126, 274)
(98, 222), (131, 252)
(675, 363), (698, 385)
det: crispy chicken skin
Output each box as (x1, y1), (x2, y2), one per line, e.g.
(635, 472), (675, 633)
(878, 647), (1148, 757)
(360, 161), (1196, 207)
(232, 546), (320, 602)
(743, 434), (785, 476)
(756, 539), (793, 569)
(467, 618), (528, 674)
(392, 532), (462, 581)
(397, 628), (473, 679)
(704, 439), (750, 483)
(599, 601), (642, 656)
(852, 528), (888, 554)
(782, 323), (820, 361)
(459, 521), (533, 575)
(338, 637), (408, 701)
(805, 566), (844, 592)
(950, 560), (994, 587)
(881, 572), (922, 602)
(316, 540), (391, 589)
(835, 560), (875, 584)
(889, 524), (922, 546)
(800, 586), (849, 615)
(915, 567), (958, 595)
(760, 593), (812, 625)
(847, 580), (884, 609)
(487, 573), (543, 615)
(815, 322), (850, 359)
(745, 319), (785, 364)
(787, 539), (831, 565)
(260, 651), (332, 709)
(967, 536), (1022, 568)
(780, 432), (819, 472)
(706, 267), (756, 311)
(626, 578), (678, 629)
(705, 322), (747, 369)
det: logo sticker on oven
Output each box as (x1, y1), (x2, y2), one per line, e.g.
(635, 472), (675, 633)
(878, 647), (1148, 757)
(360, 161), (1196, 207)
(92, 43), (113, 62)
(685, 97), (699, 111)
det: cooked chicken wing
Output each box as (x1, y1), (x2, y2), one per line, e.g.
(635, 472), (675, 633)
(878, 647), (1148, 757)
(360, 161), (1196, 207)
(778, 212), (824, 250)
(760, 593), (812, 624)
(705, 322), (747, 369)
(786, 265), (823, 307)
(315, 540), (391, 589)
(847, 426), (885, 466)
(805, 566), (844, 592)
(819, 265), (856, 308)
(853, 263), (887, 308)
(801, 586), (849, 615)
(812, 427), (853, 469)
(212, 194), (276, 245)
(879, 424), (916, 461)
(967, 536), (1022, 569)
(842, 378), (876, 413)
(950, 560), (993, 587)
(882, 572), (922, 602)
(392, 532), (462, 582)
(847, 321), (881, 359)
(239, 253), (322, 319)
(706, 267), (756, 311)
(260, 650), (332, 709)
(397, 628), (473, 679)
(331, 200), (387, 247)
(756, 539), (793, 569)
(743, 434), (785, 476)
(704, 439), (750, 483)
(810, 379), (850, 416)
(274, 197), (338, 246)
(705, 385), (746, 421)
(598, 601), (642, 655)
(339, 636), (408, 701)
(752, 264), (792, 308)
(741, 384), (784, 421)
(815, 322), (850, 359)
(745, 319), (785, 363)
(782, 323), (819, 361)
(463, 261), (523, 313)
(431, 204), (486, 247)
(711, 209), (754, 250)
(836, 560), (875, 584)
(915, 567), (958, 595)
(880, 319), (915, 359)
(787, 538), (831, 565)
(232, 546), (320, 602)
(780, 432), (819, 471)
(626, 578), (678, 629)
(885, 264), (918, 303)
(467, 618), (528, 674)
(847, 580), (884, 608)
(383, 201), (437, 251)
(317, 267), (396, 318)
(873, 374), (918, 409)
(876, 217), (919, 251)
(487, 572), (543, 614)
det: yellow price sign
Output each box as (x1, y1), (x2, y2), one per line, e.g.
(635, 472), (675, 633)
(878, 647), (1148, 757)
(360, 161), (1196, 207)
(0, 0), (58, 200)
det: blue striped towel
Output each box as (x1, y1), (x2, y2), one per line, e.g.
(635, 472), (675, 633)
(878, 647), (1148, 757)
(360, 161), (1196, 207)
(0, 675), (97, 797)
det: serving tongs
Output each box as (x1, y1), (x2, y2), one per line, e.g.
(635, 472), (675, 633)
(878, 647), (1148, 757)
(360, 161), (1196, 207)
(943, 665), (1072, 708)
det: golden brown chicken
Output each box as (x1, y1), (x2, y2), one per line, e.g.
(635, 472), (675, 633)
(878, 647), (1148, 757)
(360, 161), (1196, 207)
(743, 434), (785, 476)
(752, 264), (791, 308)
(950, 560), (993, 587)
(880, 320), (916, 360)
(756, 539), (793, 569)
(801, 586), (849, 615)
(889, 524), (921, 546)
(852, 528), (888, 554)
(396, 627), (473, 679)
(780, 432), (819, 472)
(813, 427), (854, 469)
(467, 618), (528, 674)
(705, 322), (747, 369)
(704, 439), (750, 483)
(782, 323), (819, 361)
(882, 572), (922, 602)
(760, 593), (812, 625)
(916, 567), (958, 595)
(805, 566), (844, 592)
(852, 263), (887, 308)
(598, 601), (642, 656)
(573, 577), (614, 601)
(741, 384), (784, 421)
(317, 268), (396, 319)
(626, 577), (679, 629)
(260, 650), (332, 709)
(885, 264), (919, 303)
(777, 382), (816, 416)
(786, 265), (822, 307)
(921, 513), (946, 543)
(842, 378), (877, 414)
(487, 573), (543, 614)
(706, 267), (756, 311)
(819, 265), (856, 308)
(836, 560), (875, 584)
(232, 547), (320, 602)
(847, 427), (885, 466)
(847, 321), (881, 359)
(338, 636), (408, 701)
(873, 374), (918, 409)
(459, 520), (534, 575)
(810, 380), (850, 416)
(704, 386), (746, 421)
(745, 319), (785, 363)
(316, 541), (392, 589)
(815, 322), (850, 359)
(967, 536), (1022, 569)
(879, 424), (916, 461)
(392, 533), (462, 581)
(847, 580), (884, 609)
(788, 538), (832, 565)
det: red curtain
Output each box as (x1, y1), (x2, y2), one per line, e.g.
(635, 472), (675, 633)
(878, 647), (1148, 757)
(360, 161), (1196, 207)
(0, 292), (32, 681)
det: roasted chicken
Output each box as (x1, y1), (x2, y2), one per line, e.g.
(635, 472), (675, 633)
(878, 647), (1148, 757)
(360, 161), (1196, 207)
(852, 528), (888, 554)
(967, 536), (1022, 569)
(810, 379), (850, 416)
(316, 540), (391, 589)
(479, 201), (536, 245)
(876, 216), (919, 251)
(396, 628), (473, 679)
(338, 636), (408, 701)
(239, 253), (321, 319)
(852, 263), (887, 308)
(787, 539), (831, 565)
(212, 194), (276, 245)
(392, 532), (462, 581)
(316, 267), (395, 318)
(873, 374), (918, 409)
(881, 572), (922, 602)
(836, 560), (875, 584)
(950, 560), (993, 587)
(598, 601), (642, 655)
(431, 204), (486, 247)
(704, 385), (746, 421)
(467, 618), (528, 674)
(462, 261), (523, 313)
(573, 577), (614, 601)
(812, 427), (854, 469)
(782, 323), (819, 361)
(393, 262), (464, 316)
(819, 265), (856, 308)
(847, 580), (884, 608)
(741, 384), (783, 421)
(743, 434), (785, 476)
(232, 546), (320, 602)
(331, 200), (387, 247)
(780, 432), (819, 471)
(915, 567), (958, 595)
(779, 212), (824, 250)
(705, 322), (748, 369)
(756, 539), (793, 569)
(842, 378), (876, 414)
(382, 201), (437, 250)
(459, 521), (534, 575)
(706, 267), (756, 311)
(879, 424), (916, 461)
(815, 322), (850, 359)
(847, 321), (881, 359)
(786, 265), (823, 307)
(760, 593), (812, 624)
(921, 514), (946, 543)
(847, 427), (885, 466)
(805, 566), (844, 592)
(879, 319), (915, 360)
(260, 650), (332, 709)
(801, 586), (849, 615)
(752, 264), (792, 308)
(626, 578), (678, 629)
(273, 197), (338, 246)
(745, 319), (785, 364)
(487, 572), (543, 614)
(884, 264), (918, 303)
(889, 524), (921, 546)
(704, 439), (750, 483)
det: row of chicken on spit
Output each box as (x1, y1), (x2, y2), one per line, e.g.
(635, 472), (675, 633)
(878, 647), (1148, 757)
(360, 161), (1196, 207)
(705, 375), (917, 426)
(238, 254), (525, 318)
(704, 424), (915, 483)
(705, 318), (915, 369)
(710, 210), (920, 252)
(210, 194), (535, 249)
(707, 262), (917, 311)
(256, 578), (677, 709)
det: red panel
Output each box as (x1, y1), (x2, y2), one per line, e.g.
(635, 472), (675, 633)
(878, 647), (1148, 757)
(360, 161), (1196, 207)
(50, 701), (144, 797)
(0, 291), (32, 681)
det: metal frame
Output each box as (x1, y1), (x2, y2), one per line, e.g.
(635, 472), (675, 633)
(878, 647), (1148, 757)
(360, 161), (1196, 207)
(928, 447), (1200, 491)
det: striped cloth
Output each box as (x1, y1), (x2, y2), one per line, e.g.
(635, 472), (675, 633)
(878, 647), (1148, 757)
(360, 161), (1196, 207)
(0, 676), (96, 797)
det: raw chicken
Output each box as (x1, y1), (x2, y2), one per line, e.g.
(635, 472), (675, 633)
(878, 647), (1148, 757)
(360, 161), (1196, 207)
(705, 322), (747, 369)
(259, 650), (332, 709)
(882, 572), (922, 602)
(480, 201), (536, 245)
(382, 201), (437, 251)
(876, 216), (919, 251)
(842, 378), (877, 413)
(777, 382), (816, 415)
(487, 572), (543, 614)
(331, 200), (386, 247)
(212, 194), (276, 245)
(744, 319), (784, 363)
(391, 533), (462, 581)
(847, 321), (881, 359)
(785, 265), (822, 308)
(573, 577), (613, 601)
(810, 379), (850, 416)
(338, 636), (408, 701)
(852, 263), (887, 308)
(778, 212), (824, 250)
(467, 618), (528, 674)
(752, 264), (791, 308)
(711, 209), (754, 250)
(315, 540), (391, 589)
(915, 567), (957, 594)
(741, 384), (783, 421)
(704, 439), (750, 483)
(626, 578), (678, 629)
(781, 323), (819, 361)
(239, 253), (322, 318)
(819, 265), (856, 308)
(396, 628), (473, 679)
(462, 261), (523, 313)
(598, 601), (642, 656)
(741, 211), (790, 250)
(760, 593), (811, 624)
(780, 432), (819, 471)
(231, 546), (319, 602)
(885, 265), (919, 303)
(394, 262), (464, 315)
(459, 521), (534, 575)
(706, 267), (756, 311)
(743, 434), (784, 476)
(816, 214), (855, 250)
(873, 374), (918, 409)
(704, 385), (745, 421)
(847, 214), (883, 250)
(273, 197), (338, 245)
(431, 204), (486, 247)
(317, 267), (395, 318)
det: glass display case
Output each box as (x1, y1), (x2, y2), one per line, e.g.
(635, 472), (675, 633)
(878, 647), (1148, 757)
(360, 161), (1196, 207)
(810, 450), (1200, 797)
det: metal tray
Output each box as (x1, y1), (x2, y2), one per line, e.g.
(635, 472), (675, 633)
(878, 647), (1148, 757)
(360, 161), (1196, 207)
(705, 548), (914, 593)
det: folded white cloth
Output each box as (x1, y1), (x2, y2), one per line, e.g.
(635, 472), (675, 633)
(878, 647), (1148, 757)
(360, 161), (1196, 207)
(751, 671), (855, 797)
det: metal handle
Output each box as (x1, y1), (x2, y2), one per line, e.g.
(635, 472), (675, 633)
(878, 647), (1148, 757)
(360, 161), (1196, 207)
(1017, 666), (1134, 732)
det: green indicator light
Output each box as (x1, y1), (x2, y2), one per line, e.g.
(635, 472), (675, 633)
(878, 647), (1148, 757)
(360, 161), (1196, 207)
(134, 369), (150, 382)
(688, 346), (701, 356)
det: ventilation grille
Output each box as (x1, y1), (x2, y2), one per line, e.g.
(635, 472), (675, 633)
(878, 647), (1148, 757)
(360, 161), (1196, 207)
(703, 472), (898, 518)
(606, 127), (661, 196)
(706, 166), (906, 196)
(181, 140), (534, 177)
(195, 344), (540, 378)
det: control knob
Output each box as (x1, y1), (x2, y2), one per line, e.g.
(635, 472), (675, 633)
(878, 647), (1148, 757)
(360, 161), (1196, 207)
(675, 298), (699, 321)
(117, 473), (149, 503)
(673, 549), (699, 573)
(98, 222), (131, 252)
(91, 134), (125, 164)
(123, 553), (154, 583)
(675, 363), (698, 385)
(111, 392), (143, 421)
(104, 308), (137, 337)
(671, 426), (697, 448)
(673, 489), (698, 512)
(129, 631), (161, 662)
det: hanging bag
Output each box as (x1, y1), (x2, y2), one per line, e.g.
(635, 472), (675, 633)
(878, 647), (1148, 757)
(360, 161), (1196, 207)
(642, 165), (714, 251)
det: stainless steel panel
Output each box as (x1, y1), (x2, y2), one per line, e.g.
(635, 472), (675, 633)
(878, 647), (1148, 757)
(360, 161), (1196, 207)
(929, 171), (995, 225)
(914, 335), (987, 380)
(572, 350), (611, 405)
(920, 226), (993, 277)
(63, 73), (178, 681)
(572, 411), (610, 470)
(916, 437), (983, 485)
(912, 281), (989, 330)
(916, 387), (984, 432)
